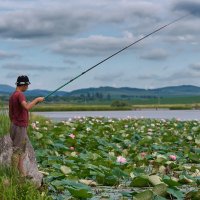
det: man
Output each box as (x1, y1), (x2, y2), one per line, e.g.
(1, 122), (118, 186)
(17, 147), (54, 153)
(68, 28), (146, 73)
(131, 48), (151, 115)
(9, 75), (44, 176)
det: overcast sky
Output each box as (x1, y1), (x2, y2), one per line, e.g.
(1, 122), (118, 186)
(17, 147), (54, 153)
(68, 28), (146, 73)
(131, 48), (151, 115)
(0, 0), (200, 91)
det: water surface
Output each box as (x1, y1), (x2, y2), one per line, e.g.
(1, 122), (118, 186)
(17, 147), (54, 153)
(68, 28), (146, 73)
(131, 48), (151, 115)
(33, 109), (200, 121)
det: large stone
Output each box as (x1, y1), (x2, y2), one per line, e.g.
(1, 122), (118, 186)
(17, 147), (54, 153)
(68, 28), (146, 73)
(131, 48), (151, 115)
(0, 134), (13, 165)
(23, 139), (43, 187)
(0, 134), (43, 187)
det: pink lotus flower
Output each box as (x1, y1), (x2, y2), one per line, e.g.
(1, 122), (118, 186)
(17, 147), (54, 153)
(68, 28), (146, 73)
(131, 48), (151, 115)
(140, 152), (147, 158)
(169, 155), (176, 161)
(117, 156), (127, 164)
(69, 134), (75, 139)
(70, 147), (75, 151)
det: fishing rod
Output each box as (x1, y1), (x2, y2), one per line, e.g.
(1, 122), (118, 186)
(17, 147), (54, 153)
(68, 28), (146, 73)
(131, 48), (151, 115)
(45, 15), (188, 99)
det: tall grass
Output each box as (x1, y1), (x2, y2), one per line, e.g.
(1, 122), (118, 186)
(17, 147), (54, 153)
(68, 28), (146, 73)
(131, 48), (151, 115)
(0, 104), (10, 137)
(0, 166), (51, 200)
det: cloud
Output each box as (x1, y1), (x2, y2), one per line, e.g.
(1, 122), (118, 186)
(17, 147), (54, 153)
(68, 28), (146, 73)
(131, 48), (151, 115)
(173, 0), (200, 17)
(140, 49), (169, 61)
(52, 32), (142, 57)
(63, 59), (77, 65)
(0, 1), (163, 40)
(94, 72), (124, 83)
(0, 8), (94, 39)
(0, 50), (19, 60)
(137, 74), (160, 80)
(189, 63), (200, 71)
(2, 63), (66, 71)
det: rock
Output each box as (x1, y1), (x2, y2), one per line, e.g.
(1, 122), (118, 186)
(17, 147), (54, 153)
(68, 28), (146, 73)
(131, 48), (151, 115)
(23, 139), (43, 187)
(0, 134), (13, 165)
(0, 134), (43, 187)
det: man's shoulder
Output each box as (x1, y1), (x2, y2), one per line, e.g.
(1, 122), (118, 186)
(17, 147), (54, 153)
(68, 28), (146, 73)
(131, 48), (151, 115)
(10, 91), (25, 99)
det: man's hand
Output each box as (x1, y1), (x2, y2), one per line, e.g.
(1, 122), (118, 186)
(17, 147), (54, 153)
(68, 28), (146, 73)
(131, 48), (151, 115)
(36, 97), (45, 103)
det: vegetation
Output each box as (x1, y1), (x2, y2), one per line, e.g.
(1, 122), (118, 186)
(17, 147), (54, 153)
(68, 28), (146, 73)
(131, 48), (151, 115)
(31, 103), (131, 112)
(29, 116), (200, 199)
(0, 105), (10, 137)
(0, 166), (50, 200)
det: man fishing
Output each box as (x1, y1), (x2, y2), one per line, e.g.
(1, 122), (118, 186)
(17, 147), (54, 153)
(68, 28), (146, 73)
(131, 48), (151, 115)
(9, 75), (44, 176)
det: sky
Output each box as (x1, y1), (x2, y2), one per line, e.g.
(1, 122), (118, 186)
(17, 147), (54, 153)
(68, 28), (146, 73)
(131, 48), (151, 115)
(0, 0), (200, 91)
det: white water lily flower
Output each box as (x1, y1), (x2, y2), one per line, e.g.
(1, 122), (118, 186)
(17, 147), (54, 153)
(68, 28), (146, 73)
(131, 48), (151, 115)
(31, 123), (37, 129)
(147, 132), (153, 136)
(86, 127), (91, 132)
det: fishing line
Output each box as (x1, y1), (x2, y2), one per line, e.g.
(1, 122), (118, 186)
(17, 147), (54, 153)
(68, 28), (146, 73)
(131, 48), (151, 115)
(45, 15), (189, 99)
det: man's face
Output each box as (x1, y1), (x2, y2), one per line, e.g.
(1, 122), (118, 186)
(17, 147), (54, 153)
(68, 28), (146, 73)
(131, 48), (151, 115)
(21, 85), (28, 92)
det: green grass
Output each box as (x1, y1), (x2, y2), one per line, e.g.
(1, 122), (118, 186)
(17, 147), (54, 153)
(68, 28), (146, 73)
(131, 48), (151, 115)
(32, 104), (131, 112)
(0, 108), (10, 137)
(31, 102), (200, 112)
(0, 166), (51, 200)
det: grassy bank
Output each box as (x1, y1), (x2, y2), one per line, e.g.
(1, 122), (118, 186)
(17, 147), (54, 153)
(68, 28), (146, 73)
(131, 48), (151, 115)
(132, 103), (196, 110)
(30, 103), (200, 112)
(0, 166), (50, 200)
(32, 104), (132, 112)
(0, 109), (10, 137)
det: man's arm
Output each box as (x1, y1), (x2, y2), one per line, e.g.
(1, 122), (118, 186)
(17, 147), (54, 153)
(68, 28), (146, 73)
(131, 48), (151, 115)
(21, 97), (44, 110)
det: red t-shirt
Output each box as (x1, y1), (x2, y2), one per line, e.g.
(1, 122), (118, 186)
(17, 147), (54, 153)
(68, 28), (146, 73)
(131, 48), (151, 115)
(9, 91), (29, 127)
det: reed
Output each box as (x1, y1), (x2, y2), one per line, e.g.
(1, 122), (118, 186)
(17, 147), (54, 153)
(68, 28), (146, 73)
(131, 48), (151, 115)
(0, 105), (10, 137)
(0, 166), (51, 200)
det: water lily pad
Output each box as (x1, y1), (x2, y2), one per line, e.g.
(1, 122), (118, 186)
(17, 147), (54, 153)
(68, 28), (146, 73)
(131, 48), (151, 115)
(152, 183), (168, 197)
(148, 175), (163, 186)
(163, 176), (180, 187)
(60, 166), (72, 175)
(133, 190), (153, 200)
(186, 189), (200, 200)
(130, 175), (150, 187)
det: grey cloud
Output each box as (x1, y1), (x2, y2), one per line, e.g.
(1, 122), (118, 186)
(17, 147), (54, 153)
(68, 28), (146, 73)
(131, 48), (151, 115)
(0, 50), (19, 60)
(140, 49), (169, 61)
(173, 1), (200, 16)
(137, 74), (160, 80)
(189, 63), (200, 71)
(0, 9), (93, 39)
(63, 59), (77, 65)
(0, 1), (163, 40)
(2, 63), (66, 71)
(53, 33), (141, 57)
(94, 72), (124, 83)
(163, 70), (200, 82)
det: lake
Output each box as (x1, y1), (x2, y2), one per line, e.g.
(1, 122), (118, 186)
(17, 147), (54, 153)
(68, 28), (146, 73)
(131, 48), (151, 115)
(33, 109), (200, 121)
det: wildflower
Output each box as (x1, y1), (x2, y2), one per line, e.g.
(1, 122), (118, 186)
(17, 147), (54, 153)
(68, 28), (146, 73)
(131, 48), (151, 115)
(86, 127), (91, 132)
(169, 155), (176, 161)
(69, 134), (75, 139)
(140, 152), (147, 158)
(117, 156), (127, 164)
(31, 122), (37, 129)
(70, 147), (75, 151)
(43, 127), (48, 130)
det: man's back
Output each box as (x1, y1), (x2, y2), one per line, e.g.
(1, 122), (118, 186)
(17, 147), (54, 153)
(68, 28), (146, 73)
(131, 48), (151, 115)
(9, 91), (28, 127)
